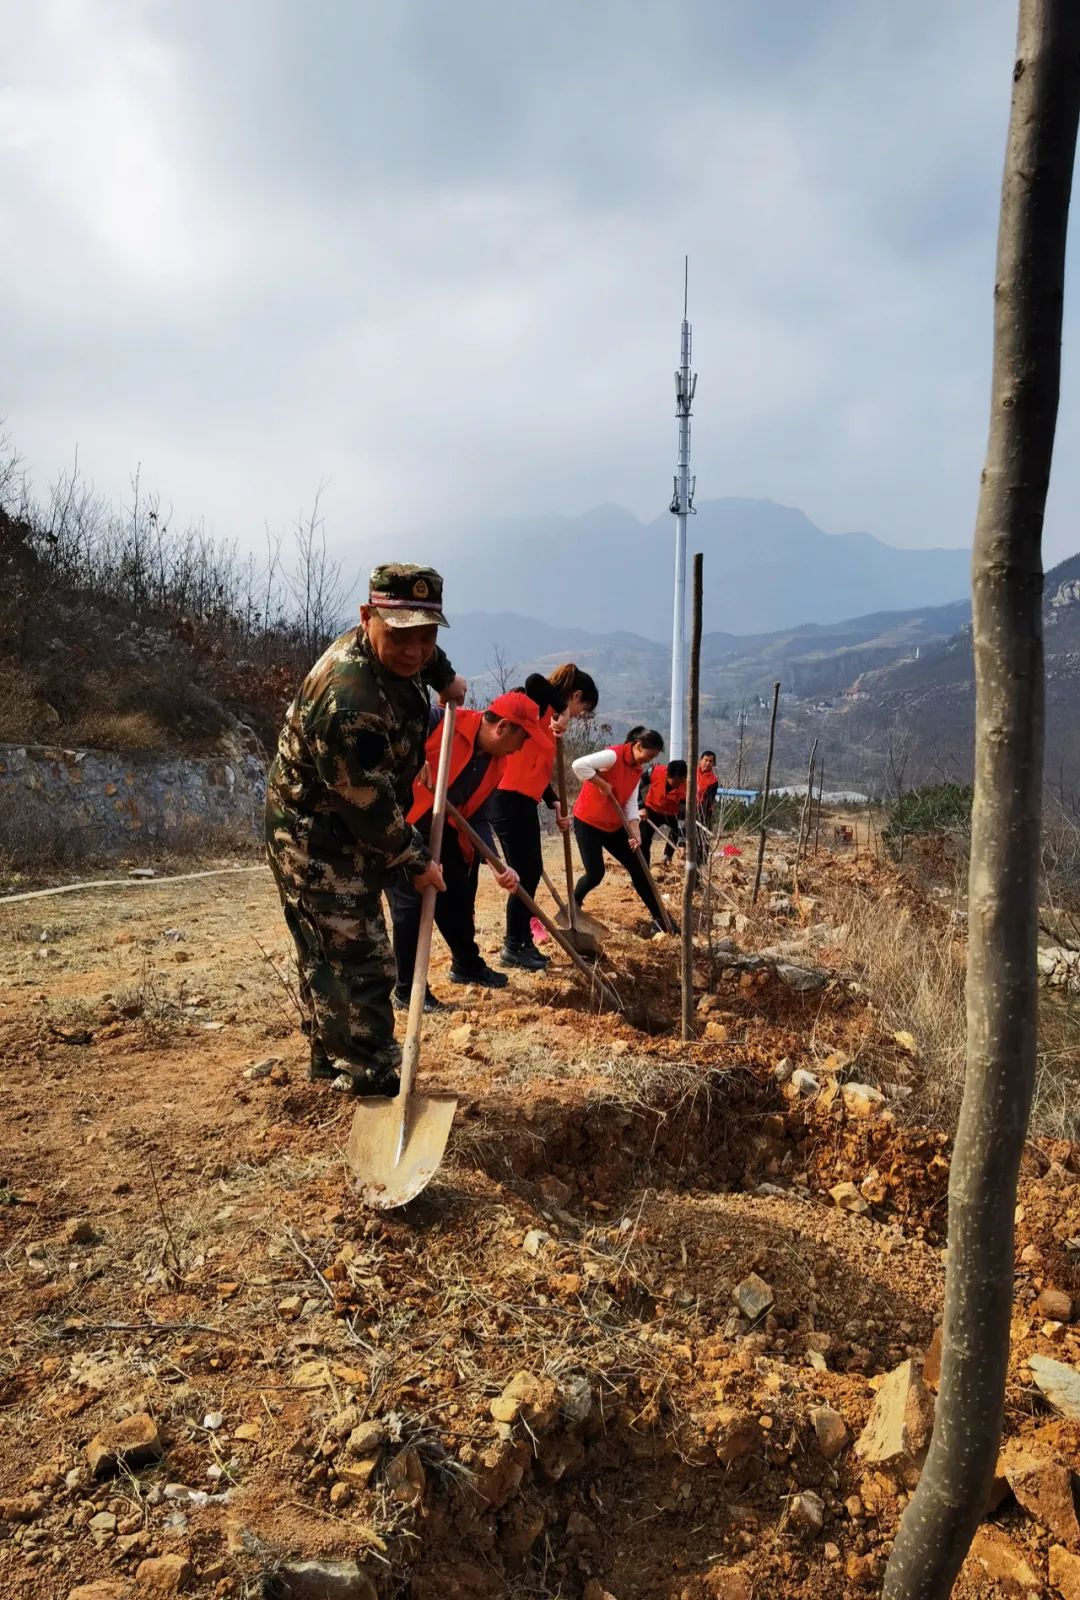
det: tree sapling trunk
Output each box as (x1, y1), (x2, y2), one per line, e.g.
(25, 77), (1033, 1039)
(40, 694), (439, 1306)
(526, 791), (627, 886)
(883, 5), (1080, 1595)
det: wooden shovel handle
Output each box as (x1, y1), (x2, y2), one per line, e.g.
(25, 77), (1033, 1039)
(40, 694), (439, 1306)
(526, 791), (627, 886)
(554, 738), (581, 934)
(445, 802), (623, 1013)
(610, 795), (675, 934)
(399, 704), (455, 1105)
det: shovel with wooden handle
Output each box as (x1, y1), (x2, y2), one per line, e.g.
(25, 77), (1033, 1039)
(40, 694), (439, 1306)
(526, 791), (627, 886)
(551, 738), (604, 955)
(605, 789), (676, 935)
(540, 866), (608, 940)
(346, 705), (458, 1209)
(446, 804), (623, 1013)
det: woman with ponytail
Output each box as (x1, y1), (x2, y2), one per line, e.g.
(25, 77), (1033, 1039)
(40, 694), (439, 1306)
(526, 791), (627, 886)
(490, 663), (599, 971)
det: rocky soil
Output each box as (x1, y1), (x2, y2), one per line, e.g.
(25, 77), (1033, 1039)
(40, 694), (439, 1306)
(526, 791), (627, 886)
(1, 837), (1078, 1599)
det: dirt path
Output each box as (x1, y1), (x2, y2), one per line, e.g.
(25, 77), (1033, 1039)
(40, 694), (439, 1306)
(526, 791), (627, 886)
(0, 844), (1077, 1599)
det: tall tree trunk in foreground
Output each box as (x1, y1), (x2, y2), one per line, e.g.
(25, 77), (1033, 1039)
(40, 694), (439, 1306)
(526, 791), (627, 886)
(883, 6), (1080, 1596)
(681, 554), (703, 1040)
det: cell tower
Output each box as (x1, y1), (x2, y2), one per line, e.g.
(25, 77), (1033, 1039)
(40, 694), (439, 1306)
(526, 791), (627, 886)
(668, 256), (697, 759)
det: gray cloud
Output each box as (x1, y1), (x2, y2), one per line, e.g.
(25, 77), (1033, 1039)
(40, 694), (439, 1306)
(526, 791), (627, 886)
(3, 0), (1077, 578)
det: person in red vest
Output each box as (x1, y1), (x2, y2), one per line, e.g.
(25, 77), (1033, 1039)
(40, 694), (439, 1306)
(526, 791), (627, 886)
(390, 692), (541, 1008)
(571, 730), (669, 932)
(642, 759), (688, 867)
(490, 664), (600, 970)
(697, 750), (719, 828)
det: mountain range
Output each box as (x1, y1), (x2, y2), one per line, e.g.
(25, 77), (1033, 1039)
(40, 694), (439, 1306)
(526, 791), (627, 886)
(406, 498), (971, 638)
(396, 498), (1076, 791)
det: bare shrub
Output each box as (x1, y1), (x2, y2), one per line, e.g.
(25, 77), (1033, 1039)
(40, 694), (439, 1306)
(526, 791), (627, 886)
(0, 436), (355, 754)
(0, 665), (43, 743)
(0, 790), (100, 883)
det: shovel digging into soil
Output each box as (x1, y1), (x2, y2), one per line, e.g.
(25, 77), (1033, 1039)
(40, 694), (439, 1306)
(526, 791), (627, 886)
(346, 707), (458, 1210)
(546, 739), (605, 957)
(540, 866), (607, 952)
(613, 808), (677, 935)
(445, 804), (624, 1013)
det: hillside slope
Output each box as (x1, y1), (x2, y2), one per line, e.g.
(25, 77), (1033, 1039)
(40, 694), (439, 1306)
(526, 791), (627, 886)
(459, 599), (974, 745)
(819, 551), (1080, 787)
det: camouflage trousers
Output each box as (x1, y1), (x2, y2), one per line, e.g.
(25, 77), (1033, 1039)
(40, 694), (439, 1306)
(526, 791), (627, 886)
(268, 858), (400, 1091)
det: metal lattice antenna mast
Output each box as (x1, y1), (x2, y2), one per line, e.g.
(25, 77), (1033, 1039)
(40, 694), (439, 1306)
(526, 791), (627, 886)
(668, 256), (697, 759)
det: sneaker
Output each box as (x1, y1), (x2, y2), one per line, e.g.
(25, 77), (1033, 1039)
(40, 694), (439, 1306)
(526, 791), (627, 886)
(449, 963), (509, 989)
(499, 940), (547, 972)
(392, 986), (447, 1014)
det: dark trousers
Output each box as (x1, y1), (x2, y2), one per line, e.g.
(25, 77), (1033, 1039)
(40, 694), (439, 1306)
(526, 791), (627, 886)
(489, 789), (542, 945)
(642, 807), (679, 866)
(573, 816), (665, 925)
(389, 827), (483, 988)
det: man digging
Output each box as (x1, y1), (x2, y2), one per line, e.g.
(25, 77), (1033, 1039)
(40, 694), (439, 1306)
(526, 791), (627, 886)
(265, 564), (466, 1093)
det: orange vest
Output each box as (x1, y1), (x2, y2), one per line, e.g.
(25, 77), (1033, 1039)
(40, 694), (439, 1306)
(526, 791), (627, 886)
(573, 744), (640, 831)
(645, 765), (686, 818)
(408, 709), (505, 853)
(498, 705), (556, 802)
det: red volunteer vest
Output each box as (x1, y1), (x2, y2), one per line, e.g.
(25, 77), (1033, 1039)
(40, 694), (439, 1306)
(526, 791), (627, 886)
(645, 765), (686, 818)
(698, 768), (719, 802)
(573, 744), (640, 831)
(408, 709), (505, 853)
(498, 704), (556, 802)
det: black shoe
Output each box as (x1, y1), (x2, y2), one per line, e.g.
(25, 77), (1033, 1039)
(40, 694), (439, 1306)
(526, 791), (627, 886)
(309, 1041), (337, 1081)
(499, 941), (547, 972)
(449, 963), (509, 989)
(310, 1038), (402, 1090)
(343, 1069), (401, 1099)
(393, 986), (447, 1014)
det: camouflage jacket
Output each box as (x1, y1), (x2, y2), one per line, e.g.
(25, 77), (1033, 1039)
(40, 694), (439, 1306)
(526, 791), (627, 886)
(265, 627), (456, 890)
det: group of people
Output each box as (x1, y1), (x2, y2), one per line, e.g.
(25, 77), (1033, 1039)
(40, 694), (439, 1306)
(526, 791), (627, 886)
(639, 744), (719, 864)
(264, 563), (719, 1095)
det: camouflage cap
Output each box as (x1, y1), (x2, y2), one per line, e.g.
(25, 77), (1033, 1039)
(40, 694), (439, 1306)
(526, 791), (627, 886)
(368, 563), (449, 628)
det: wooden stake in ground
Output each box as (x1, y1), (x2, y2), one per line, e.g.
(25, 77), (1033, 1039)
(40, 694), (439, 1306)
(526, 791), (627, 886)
(883, 6), (1080, 1596)
(751, 682), (781, 907)
(681, 553), (703, 1041)
(796, 737), (818, 864)
(814, 759), (824, 855)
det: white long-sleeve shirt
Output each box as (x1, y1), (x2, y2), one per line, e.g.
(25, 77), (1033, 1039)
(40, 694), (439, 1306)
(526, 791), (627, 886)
(571, 748), (640, 822)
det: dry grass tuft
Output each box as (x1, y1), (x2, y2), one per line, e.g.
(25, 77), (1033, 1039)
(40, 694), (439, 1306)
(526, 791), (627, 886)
(1032, 990), (1080, 1142)
(838, 889), (967, 1124)
(836, 878), (1080, 1138)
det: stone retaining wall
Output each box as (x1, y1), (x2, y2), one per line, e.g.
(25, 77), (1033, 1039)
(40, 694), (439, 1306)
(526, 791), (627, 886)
(0, 743), (267, 855)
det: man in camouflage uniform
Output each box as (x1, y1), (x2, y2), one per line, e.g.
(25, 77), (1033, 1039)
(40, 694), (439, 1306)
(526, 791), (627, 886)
(265, 564), (466, 1093)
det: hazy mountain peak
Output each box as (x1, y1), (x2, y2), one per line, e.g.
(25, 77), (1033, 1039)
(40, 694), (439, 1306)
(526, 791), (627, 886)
(402, 497), (971, 639)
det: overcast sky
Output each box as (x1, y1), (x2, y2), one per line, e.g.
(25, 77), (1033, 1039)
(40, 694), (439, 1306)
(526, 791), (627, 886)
(2, 0), (1078, 568)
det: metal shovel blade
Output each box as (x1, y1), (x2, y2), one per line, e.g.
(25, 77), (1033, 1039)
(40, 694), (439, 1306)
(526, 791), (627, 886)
(346, 1091), (458, 1210)
(553, 904), (604, 957)
(541, 867), (606, 953)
